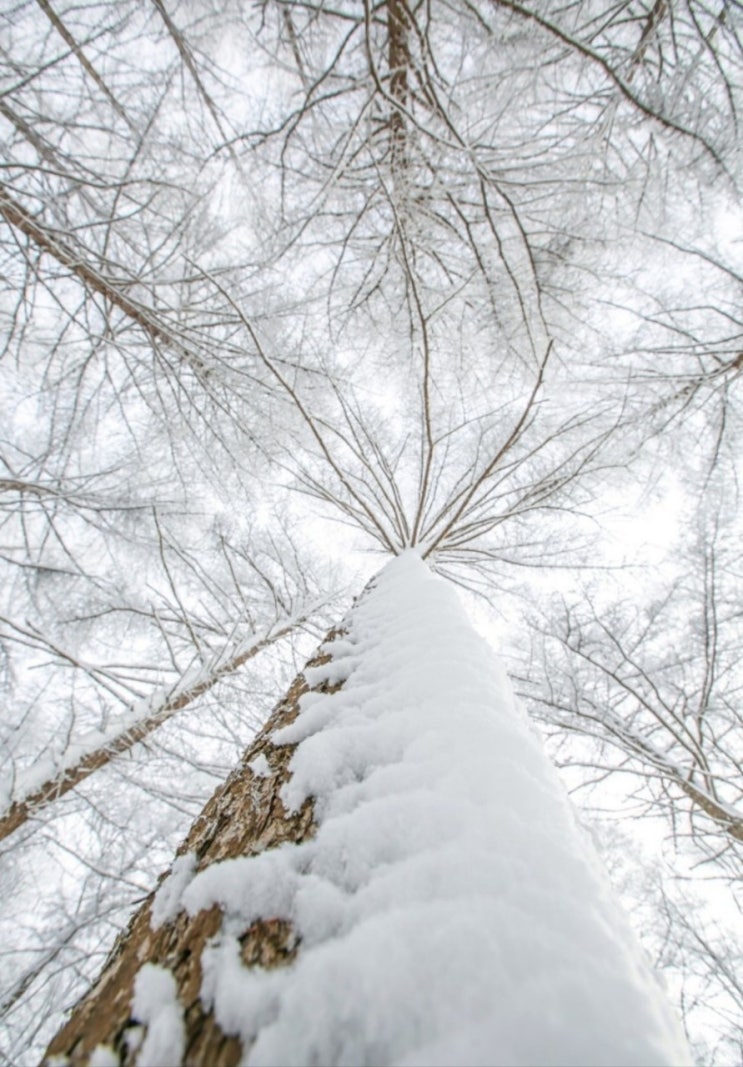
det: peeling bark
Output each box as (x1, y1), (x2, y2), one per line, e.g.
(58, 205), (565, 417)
(42, 631), (344, 1067)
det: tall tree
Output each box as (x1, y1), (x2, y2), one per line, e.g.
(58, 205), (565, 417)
(44, 553), (691, 1067)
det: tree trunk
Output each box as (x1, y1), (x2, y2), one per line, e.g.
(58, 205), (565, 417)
(387, 0), (410, 169)
(43, 555), (690, 1067)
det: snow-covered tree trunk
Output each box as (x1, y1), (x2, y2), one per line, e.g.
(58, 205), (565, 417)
(44, 554), (691, 1067)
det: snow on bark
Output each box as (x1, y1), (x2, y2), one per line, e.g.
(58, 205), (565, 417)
(42, 625), (333, 1067)
(130, 965), (185, 1067)
(43, 552), (690, 1066)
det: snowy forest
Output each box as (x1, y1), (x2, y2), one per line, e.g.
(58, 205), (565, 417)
(0, 0), (742, 1063)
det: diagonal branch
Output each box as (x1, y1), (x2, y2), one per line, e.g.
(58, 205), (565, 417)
(0, 183), (208, 375)
(490, 0), (728, 173)
(0, 610), (317, 843)
(151, 0), (244, 173)
(34, 0), (137, 131)
(422, 342), (552, 555)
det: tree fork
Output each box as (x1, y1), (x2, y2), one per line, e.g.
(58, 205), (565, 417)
(42, 631), (344, 1067)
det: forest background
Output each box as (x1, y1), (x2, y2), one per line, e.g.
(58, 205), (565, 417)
(0, 0), (741, 1063)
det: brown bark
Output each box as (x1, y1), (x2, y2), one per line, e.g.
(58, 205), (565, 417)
(387, 0), (410, 167)
(42, 631), (343, 1067)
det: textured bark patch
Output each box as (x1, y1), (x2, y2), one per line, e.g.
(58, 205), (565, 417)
(239, 917), (298, 969)
(42, 633), (345, 1067)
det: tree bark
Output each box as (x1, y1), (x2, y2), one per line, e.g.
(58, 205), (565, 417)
(386, 0), (410, 169)
(42, 630), (343, 1067)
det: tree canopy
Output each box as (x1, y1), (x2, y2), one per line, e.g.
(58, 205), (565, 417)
(0, 0), (741, 1062)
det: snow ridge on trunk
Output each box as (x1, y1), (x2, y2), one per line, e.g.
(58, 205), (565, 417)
(176, 551), (690, 1067)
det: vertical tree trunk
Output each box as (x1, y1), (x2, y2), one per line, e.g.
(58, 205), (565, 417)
(386, 0), (410, 169)
(43, 555), (690, 1067)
